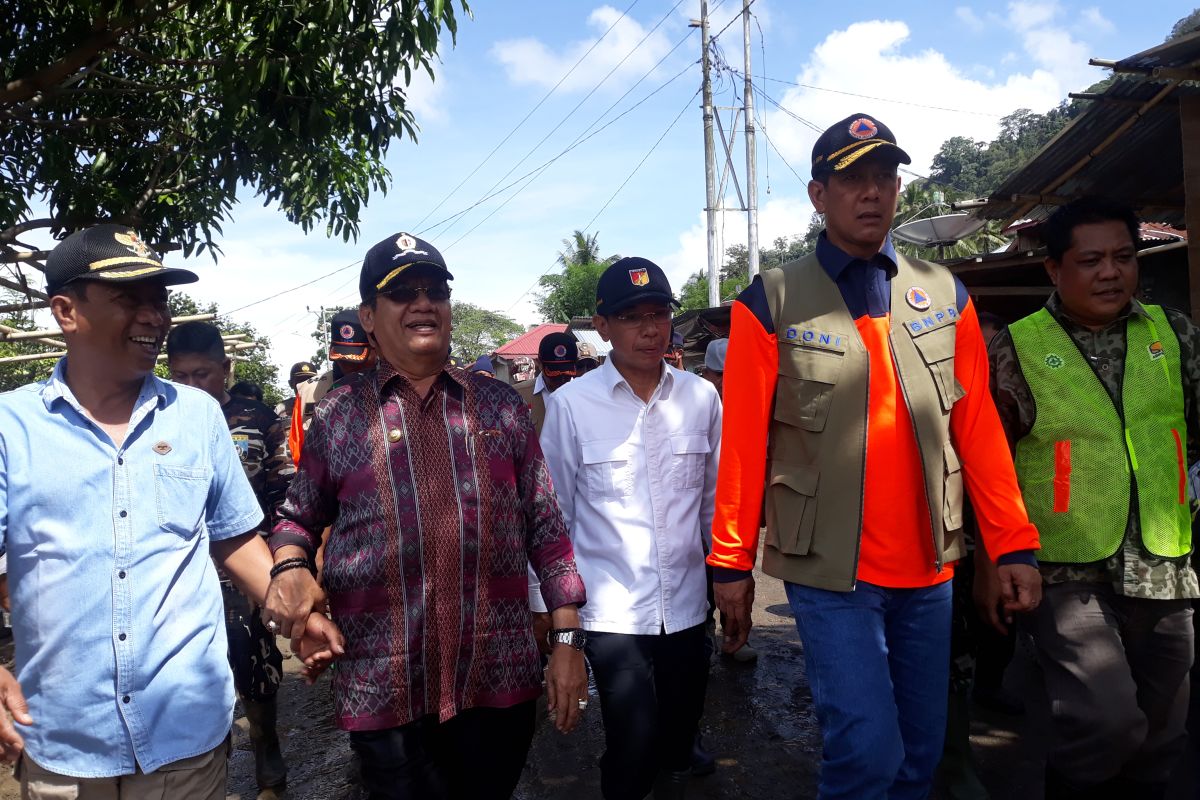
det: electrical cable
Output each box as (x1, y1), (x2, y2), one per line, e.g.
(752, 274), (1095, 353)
(734, 70), (1003, 118)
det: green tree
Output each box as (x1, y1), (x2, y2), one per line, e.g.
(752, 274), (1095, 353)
(2, 0), (467, 268)
(677, 235), (813, 311)
(535, 230), (619, 322)
(1169, 8), (1200, 39)
(0, 290), (57, 391)
(450, 302), (523, 359)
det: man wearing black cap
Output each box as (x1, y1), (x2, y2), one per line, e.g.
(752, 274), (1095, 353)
(514, 331), (579, 435)
(0, 225), (342, 797)
(262, 232), (588, 800)
(287, 309), (377, 464)
(540, 256), (721, 799)
(708, 115), (1043, 799)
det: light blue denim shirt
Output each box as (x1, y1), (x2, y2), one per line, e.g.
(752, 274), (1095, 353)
(0, 359), (263, 777)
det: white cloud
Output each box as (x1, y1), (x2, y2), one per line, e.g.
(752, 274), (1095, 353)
(490, 6), (676, 92)
(1080, 7), (1116, 35)
(1007, 2), (1097, 91)
(399, 64), (449, 126)
(955, 7), (985, 33)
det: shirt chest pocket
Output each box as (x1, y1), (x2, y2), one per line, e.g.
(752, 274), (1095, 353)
(670, 434), (710, 490)
(581, 440), (633, 500)
(774, 347), (844, 432)
(154, 464), (212, 538)
(910, 326), (965, 413)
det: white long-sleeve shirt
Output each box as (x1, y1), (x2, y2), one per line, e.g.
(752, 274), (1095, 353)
(536, 357), (721, 635)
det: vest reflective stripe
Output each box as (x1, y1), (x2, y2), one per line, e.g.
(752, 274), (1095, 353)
(1010, 305), (1191, 562)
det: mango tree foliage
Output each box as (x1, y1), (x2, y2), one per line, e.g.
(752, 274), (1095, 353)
(1, 0), (467, 267)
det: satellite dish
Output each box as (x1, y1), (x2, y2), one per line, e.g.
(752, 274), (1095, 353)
(892, 213), (986, 247)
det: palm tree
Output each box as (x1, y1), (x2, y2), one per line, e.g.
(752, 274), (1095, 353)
(556, 230), (618, 268)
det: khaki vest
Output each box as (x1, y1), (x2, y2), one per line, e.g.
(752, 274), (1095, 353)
(1010, 305), (1192, 562)
(514, 378), (547, 434)
(760, 252), (966, 591)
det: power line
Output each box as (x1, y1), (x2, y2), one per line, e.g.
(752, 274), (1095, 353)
(733, 70), (1004, 118)
(421, 0), (690, 242)
(503, 87), (702, 314)
(409, 0), (643, 233)
(224, 259), (358, 316)
(708, 0), (756, 43)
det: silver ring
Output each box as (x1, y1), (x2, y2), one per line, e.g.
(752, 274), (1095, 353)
(577, 699), (588, 710)
(266, 620), (278, 632)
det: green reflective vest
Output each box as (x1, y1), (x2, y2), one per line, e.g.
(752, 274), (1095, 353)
(1009, 305), (1191, 563)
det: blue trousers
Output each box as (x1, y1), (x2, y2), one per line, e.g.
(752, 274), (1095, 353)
(786, 579), (953, 800)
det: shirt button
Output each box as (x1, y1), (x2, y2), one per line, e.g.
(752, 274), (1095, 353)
(388, 429), (403, 443)
(117, 457), (124, 466)
(118, 633), (127, 641)
(118, 571), (126, 579)
(122, 695), (130, 704)
(119, 510), (128, 518)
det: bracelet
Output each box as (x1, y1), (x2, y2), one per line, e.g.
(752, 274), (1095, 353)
(270, 556), (312, 579)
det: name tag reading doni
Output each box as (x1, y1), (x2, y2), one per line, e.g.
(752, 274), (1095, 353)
(907, 305), (959, 335)
(784, 326), (847, 353)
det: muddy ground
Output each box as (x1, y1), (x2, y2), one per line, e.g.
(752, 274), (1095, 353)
(1, 567), (1197, 799)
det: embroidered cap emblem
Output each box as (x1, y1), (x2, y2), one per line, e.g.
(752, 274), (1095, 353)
(1044, 354), (1064, 369)
(905, 286), (932, 311)
(339, 324), (356, 340)
(553, 344), (568, 359)
(395, 233), (417, 251)
(153, 441), (172, 455)
(629, 268), (649, 287)
(114, 230), (153, 258)
(1148, 341), (1165, 360)
(848, 117), (879, 140)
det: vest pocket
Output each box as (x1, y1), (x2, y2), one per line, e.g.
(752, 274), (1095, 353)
(767, 466), (818, 556)
(911, 327), (965, 413)
(775, 349), (843, 432)
(943, 442), (964, 531)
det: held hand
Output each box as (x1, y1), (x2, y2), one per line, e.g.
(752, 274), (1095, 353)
(997, 564), (1042, 627)
(544, 645), (588, 734)
(0, 667), (31, 763)
(292, 612), (346, 685)
(973, 557), (1008, 635)
(714, 576), (755, 654)
(263, 565), (324, 640)
(532, 612), (553, 657)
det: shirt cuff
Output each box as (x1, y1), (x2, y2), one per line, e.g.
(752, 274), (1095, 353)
(995, 550), (1038, 569)
(538, 570), (587, 611)
(268, 528), (317, 558)
(712, 566), (753, 583)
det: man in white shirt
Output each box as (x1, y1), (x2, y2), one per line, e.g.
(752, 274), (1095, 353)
(541, 257), (721, 800)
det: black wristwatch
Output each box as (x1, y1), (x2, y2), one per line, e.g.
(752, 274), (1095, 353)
(548, 627), (587, 651)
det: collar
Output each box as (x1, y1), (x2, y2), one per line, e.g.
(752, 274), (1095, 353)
(815, 230), (898, 281)
(1044, 292), (1150, 328)
(41, 357), (168, 412)
(533, 373), (546, 395)
(599, 353), (673, 397)
(375, 356), (467, 394)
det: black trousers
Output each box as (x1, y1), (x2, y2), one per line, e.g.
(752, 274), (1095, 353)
(348, 701), (536, 800)
(586, 624), (709, 800)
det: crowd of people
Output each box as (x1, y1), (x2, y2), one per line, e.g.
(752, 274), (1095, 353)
(0, 110), (1196, 800)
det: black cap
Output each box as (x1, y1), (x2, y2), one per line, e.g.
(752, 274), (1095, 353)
(360, 232), (453, 303)
(595, 256), (679, 316)
(329, 309), (370, 362)
(539, 332), (578, 373)
(45, 224), (199, 296)
(811, 113), (911, 180)
(290, 361), (317, 381)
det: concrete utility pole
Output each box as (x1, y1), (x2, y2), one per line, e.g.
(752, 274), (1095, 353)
(698, 2), (720, 307)
(742, 0), (760, 278)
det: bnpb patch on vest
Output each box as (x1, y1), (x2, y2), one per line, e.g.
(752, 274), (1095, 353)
(784, 326), (847, 353)
(906, 305), (959, 335)
(1148, 341), (1165, 360)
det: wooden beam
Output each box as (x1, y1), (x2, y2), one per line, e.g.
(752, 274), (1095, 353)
(1183, 93), (1200, 322)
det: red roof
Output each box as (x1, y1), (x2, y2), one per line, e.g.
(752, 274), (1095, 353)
(492, 323), (568, 357)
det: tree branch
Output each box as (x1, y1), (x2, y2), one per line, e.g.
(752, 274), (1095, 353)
(0, 219), (54, 243)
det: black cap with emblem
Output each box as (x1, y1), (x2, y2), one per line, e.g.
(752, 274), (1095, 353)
(45, 224), (199, 296)
(360, 232), (453, 303)
(811, 113), (912, 180)
(329, 308), (371, 362)
(595, 256), (680, 316)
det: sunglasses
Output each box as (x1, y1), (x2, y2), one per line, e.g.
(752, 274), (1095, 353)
(379, 284), (452, 304)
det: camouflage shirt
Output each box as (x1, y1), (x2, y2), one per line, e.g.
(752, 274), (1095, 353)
(222, 395), (295, 534)
(989, 294), (1200, 600)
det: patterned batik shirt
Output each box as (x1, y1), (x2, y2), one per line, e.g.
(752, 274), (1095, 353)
(990, 293), (1200, 600)
(222, 395), (294, 532)
(270, 360), (586, 731)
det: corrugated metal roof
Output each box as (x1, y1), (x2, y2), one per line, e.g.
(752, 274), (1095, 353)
(971, 30), (1200, 228)
(570, 328), (612, 355)
(492, 323), (567, 357)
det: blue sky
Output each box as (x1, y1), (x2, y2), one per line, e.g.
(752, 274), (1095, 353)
(157, 0), (1195, 373)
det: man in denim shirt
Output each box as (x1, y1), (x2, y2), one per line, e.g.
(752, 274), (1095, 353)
(0, 226), (343, 799)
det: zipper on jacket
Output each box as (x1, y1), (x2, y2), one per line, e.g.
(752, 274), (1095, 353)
(849, 335), (870, 590)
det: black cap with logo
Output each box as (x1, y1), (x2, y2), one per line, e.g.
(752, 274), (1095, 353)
(45, 224), (199, 296)
(360, 232), (453, 303)
(289, 361), (317, 385)
(595, 256), (679, 316)
(539, 332), (579, 376)
(811, 113), (911, 180)
(329, 309), (371, 362)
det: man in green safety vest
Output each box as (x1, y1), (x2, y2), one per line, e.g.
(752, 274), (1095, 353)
(990, 197), (1197, 799)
